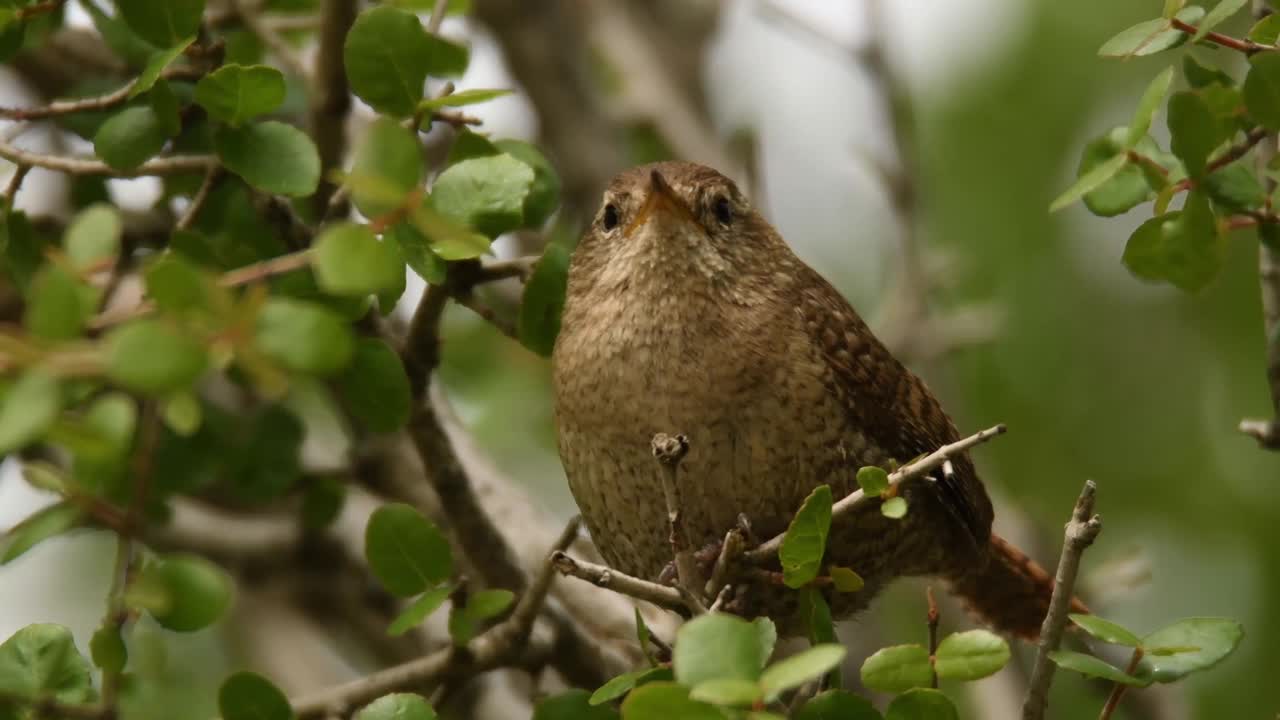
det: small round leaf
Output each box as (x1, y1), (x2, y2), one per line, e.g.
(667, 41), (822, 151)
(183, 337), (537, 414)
(355, 693), (437, 720)
(859, 644), (932, 693)
(885, 688), (959, 720)
(933, 630), (1010, 681)
(364, 503), (453, 597)
(218, 671), (292, 720)
(674, 614), (768, 687)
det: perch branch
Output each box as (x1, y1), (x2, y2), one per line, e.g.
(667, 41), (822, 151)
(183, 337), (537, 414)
(0, 135), (216, 177)
(1021, 480), (1103, 720)
(550, 551), (685, 611)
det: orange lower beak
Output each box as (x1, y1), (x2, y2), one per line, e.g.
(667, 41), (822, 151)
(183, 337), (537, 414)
(624, 170), (700, 237)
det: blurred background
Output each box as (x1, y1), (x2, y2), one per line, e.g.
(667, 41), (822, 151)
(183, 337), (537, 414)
(2, 1), (1276, 718)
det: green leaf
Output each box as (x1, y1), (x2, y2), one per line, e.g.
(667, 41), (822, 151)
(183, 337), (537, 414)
(301, 474), (346, 530)
(1205, 162), (1265, 211)
(432, 153), (535, 238)
(313, 222), (405, 297)
(25, 265), (96, 341)
(1048, 650), (1149, 686)
(796, 691), (882, 720)
(218, 671), (293, 720)
(1128, 67), (1175, 147)
(448, 588), (514, 645)
(407, 200), (492, 259)
(386, 585), (452, 637)
(116, 0), (204, 48)
(255, 298), (356, 375)
(634, 607), (655, 666)
(1249, 13), (1280, 44)
(387, 223), (447, 284)
(880, 496), (907, 519)
(447, 130), (501, 164)
(797, 587), (837, 645)
(1183, 55), (1235, 89)
(1168, 91), (1221, 177)
(364, 503), (453, 597)
(534, 689), (620, 720)
(829, 566), (864, 592)
(1050, 153), (1128, 213)
(856, 466), (889, 495)
(1075, 130), (1157, 217)
(94, 106), (167, 171)
(674, 614), (767, 687)
(1, 207), (44, 294)
(131, 554), (233, 632)
(859, 644), (932, 693)
(591, 669), (659, 706)
(620, 683), (725, 720)
(494, 139), (562, 229)
(1165, 0), (1187, 17)
(344, 6), (468, 117)
(418, 88), (512, 112)
(0, 371), (61, 454)
(131, 39), (194, 99)
(518, 241), (570, 357)
(88, 623), (126, 675)
(1245, 52), (1280, 131)
(105, 319), (209, 394)
(351, 118), (423, 219)
(195, 64), (288, 126)
(0, 624), (94, 706)
(884, 689), (959, 720)
(759, 645), (847, 700)
(145, 253), (218, 316)
(1136, 617), (1243, 682)
(1068, 614), (1142, 647)
(689, 678), (761, 707)
(1097, 7), (1204, 58)
(1122, 191), (1223, 292)
(215, 121), (321, 197)
(752, 618), (777, 670)
(65, 203), (122, 272)
(0, 502), (82, 564)
(355, 693), (436, 720)
(337, 338), (412, 433)
(778, 484), (832, 588)
(1194, 0), (1248, 42)
(932, 630), (1010, 681)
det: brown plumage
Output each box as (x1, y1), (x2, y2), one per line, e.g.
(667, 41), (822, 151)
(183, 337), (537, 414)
(552, 161), (1064, 637)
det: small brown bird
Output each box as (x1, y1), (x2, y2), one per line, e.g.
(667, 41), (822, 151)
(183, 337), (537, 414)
(552, 161), (1062, 637)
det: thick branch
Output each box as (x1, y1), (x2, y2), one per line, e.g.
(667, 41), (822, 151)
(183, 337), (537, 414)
(1021, 480), (1103, 720)
(309, 0), (358, 215)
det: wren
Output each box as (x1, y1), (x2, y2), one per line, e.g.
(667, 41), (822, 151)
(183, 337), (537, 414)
(552, 161), (1061, 637)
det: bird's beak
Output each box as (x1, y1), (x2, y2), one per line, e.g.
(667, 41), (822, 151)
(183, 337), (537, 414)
(625, 169), (701, 238)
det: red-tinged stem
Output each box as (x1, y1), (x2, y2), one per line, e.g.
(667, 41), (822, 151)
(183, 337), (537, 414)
(1170, 18), (1269, 53)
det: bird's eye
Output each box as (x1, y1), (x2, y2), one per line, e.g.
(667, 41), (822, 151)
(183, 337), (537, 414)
(602, 203), (620, 231)
(713, 196), (733, 225)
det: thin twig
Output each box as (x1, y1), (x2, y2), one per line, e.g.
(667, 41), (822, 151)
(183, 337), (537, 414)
(232, 0), (310, 79)
(3, 164), (31, 201)
(0, 67), (198, 121)
(427, 0), (449, 33)
(704, 527), (744, 601)
(550, 551), (684, 611)
(0, 134), (216, 177)
(1169, 18), (1269, 53)
(652, 432), (706, 613)
(175, 167), (222, 231)
(1171, 127), (1270, 193)
(746, 424), (1008, 561)
(1021, 480), (1103, 720)
(285, 518), (581, 720)
(1098, 647), (1144, 720)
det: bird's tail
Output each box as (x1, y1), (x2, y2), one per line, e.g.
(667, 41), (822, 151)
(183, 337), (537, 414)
(946, 534), (1089, 639)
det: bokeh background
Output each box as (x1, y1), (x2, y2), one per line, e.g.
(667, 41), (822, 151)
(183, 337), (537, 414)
(2, 1), (1276, 718)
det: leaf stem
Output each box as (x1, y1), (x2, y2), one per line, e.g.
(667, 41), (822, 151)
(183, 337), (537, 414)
(1098, 647), (1144, 720)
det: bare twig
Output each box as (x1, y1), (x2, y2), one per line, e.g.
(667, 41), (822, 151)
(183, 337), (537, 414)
(175, 167), (222, 231)
(427, 0), (449, 33)
(3, 164), (31, 201)
(1099, 647), (1144, 720)
(1021, 480), (1103, 720)
(652, 432), (706, 613)
(0, 135), (216, 177)
(285, 518), (581, 720)
(550, 551), (685, 611)
(704, 527), (744, 601)
(232, 0), (310, 79)
(0, 67), (199, 121)
(746, 424), (1008, 561)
